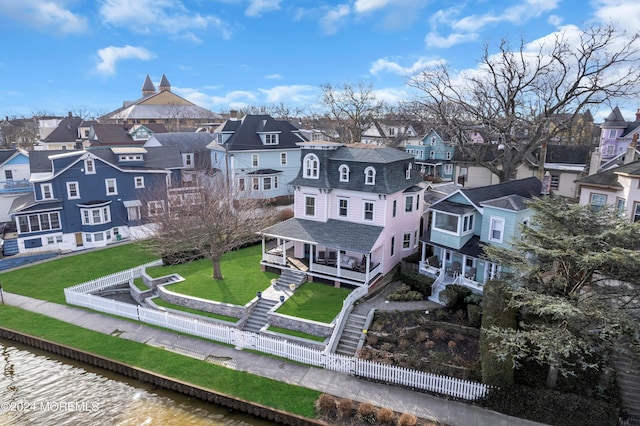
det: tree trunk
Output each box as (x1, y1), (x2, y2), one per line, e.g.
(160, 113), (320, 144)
(546, 353), (560, 389)
(212, 258), (223, 280)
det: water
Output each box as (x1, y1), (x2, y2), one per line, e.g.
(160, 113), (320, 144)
(0, 341), (276, 426)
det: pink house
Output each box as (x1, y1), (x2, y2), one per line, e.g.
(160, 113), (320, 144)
(260, 141), (425, 288)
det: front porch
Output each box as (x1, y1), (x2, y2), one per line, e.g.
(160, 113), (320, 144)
(418, 239), (501, 303)
(261, 238), (383, 287)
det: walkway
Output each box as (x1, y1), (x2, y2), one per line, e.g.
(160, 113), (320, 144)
(1, 291), (545, 426)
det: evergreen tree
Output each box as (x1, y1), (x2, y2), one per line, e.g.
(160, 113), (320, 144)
(483, 196), (640, 388)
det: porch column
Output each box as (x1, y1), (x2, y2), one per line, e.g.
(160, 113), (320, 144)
(365, 253), (370, 284)
(483, 261), (489, 283)
(336, 251), (342, 277)
(310, 245), (315, 272)
(261, 237), (265, 256)
(281, 239), (287, 266)
(441, 248), (447, 274)
(461, 254), (467, 277)
(420, 241), (426, 263)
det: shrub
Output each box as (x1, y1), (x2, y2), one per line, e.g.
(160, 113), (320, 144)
(396, 271), (434, 297)
(467, 303), (482, 328)
(377, 407), (395, 424)
(424, 340), (436, 349)
(416, 330), (429, 342)
(358, 402), (377, 424)
(480, 280), (517, 387)
(398, 338), (410, 350)
(402, 252), (421, 264)
(433, 328), (447, 341)
(336, 398), (354, 419)
(366, 334), (379, 346)
(448, 340), (457, 352)
(440, 284), (472, 311)
(398, 413), (418, 426)
(388, 283), (425, 301)
(315, 393), (336, 417)
(481, 384), (618, 426)
(276, 208), (294, 221)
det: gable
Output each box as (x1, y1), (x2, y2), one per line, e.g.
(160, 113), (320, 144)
(139, 90), (193, 106)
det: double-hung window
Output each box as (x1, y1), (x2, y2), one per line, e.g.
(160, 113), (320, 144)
(489, 217), (505, 243)
(41, 183), (53, 200)
(303, 154), (319, 178)
(105, 178), (117, 195)
(66, 182), (80, 199)
(590, 193), (607, 211)
(305, 196), (315, 216)
(338, 198), (348, 217)
(402, 232), (411, 249)
(405, 196), (413, 212)
(364, 201), (374, 221)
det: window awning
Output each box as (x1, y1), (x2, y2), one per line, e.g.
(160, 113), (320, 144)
(123, 200), (142, 207)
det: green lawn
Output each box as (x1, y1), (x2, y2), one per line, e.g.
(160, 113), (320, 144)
(0, 305), (320, 418)
(276, 282), (351, 323)
(145, 244), (277, 305)
(0, 243), (159, 304)
(267, 326), (326, 342)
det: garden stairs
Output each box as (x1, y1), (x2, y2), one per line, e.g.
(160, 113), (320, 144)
(244, 298), (278, 333)
(335, 312), (368, 356)
(273, 269), (307, 290)
(611, 342), (640, 420)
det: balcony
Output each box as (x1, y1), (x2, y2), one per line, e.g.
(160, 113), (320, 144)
(0, 180), (32, 194)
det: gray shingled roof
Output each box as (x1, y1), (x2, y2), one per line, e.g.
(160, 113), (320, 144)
(148, 132), (215, 152)
(289, 145), (423, 195)
(29, 150), (83, 173)
(577, 159), (640, 188)
(430, 200), (476, 215)
(142, 75), (156, 92)
(421, 228), (484, 258)
(460, 176), (542, 206)
(481, 194), (530, 211)
(261, 218), (383, 254)
(0, 149), (18, 165)
(219, 115), (307, 151)
(43, 116), (83, 143)
(10, 193), (61, 214)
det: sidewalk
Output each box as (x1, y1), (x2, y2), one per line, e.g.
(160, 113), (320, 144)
(1, 291), (545, 426)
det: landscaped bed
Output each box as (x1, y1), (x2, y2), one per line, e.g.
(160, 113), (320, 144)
(360, 309), (482, 381)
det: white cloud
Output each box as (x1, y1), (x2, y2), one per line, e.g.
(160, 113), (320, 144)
(0, 0), (88, 34)
(99, 0), (232, 40)
(354, 0), (392, 14)
(95, 46), (155, 76)
(370, 57), (445, 76)
(592, 0), (640, 33)
(547, 14), (563, 27)
(451, 0), (560, 33)
(320, 4), (350, 35)
(245, 0), (282, 17)
(265, 74), (283, 80)
(425, 31), (479, 49)
(258, 85), (320, 104)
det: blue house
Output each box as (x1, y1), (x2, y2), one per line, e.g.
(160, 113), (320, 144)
(10, 146), (182, 254)
(207, 113), (307, 201)
(418, 177), (542, 302)
(0, 149), (32, 222)
(405, 128), (456, 182)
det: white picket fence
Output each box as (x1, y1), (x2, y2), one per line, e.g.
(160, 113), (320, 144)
(64, 264), (489, 401)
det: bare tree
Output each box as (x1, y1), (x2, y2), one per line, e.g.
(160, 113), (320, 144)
(408, 25), (640, 182)
(146, 175), (277, 280)
(320, 81), (385, 143)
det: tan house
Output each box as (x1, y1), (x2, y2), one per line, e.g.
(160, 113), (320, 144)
(100, 74), (221, 131)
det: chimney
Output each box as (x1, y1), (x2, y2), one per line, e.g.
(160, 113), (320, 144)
(589, 146), (602, 175)
(68, 111), (72, 118)
(636, 108), (640, 122)
(229, 110), (238, 121)
(625, 133), (639, 164)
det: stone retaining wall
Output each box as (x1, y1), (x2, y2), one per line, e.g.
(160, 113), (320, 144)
(157, 285), (248, 320)
(267, 311), (333, 338)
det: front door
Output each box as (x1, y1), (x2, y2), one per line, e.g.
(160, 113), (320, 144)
(75, 232), (83, 247)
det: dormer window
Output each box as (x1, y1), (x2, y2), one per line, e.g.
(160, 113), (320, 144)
(303, 154), (319, 179)
(364, 166), (376, 185)
(264, 133), (279, 145)
(406, 163), (412, 180)
(339, 164), (350, 182)
(119, 154), (143, 161)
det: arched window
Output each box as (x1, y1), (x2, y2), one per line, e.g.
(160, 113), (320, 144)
(364, 166), (376, 185)
(303, 154), (319, 179)
(339, 164), (350, 182)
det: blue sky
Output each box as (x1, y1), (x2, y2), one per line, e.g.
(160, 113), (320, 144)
(0, 0), (638, 121)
